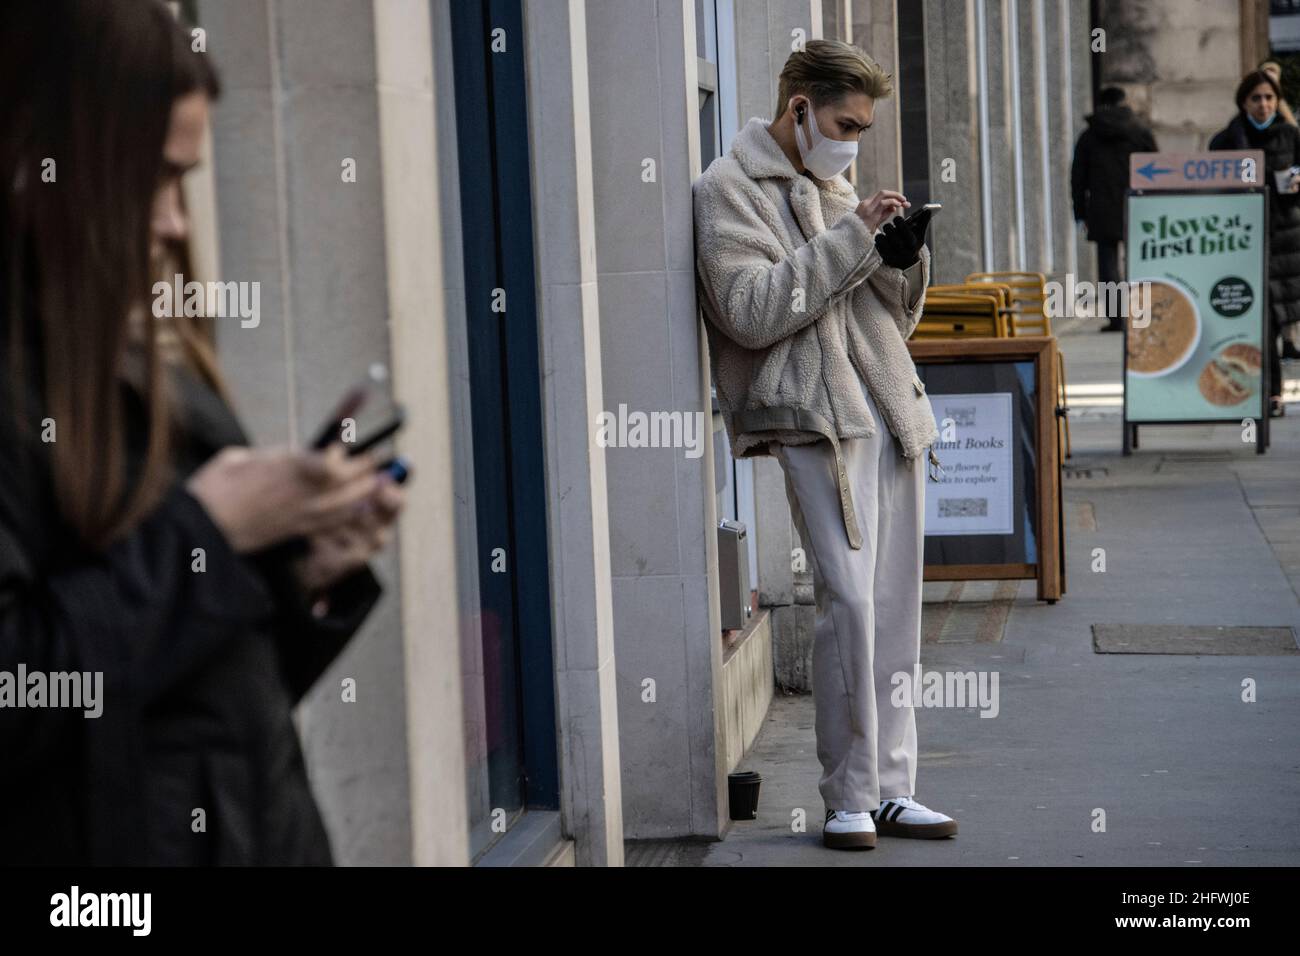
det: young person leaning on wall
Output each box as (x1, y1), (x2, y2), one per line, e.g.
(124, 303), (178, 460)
(692, 38), (957, 851)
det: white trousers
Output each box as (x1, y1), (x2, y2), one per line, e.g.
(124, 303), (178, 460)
(773, 380), (926, 812)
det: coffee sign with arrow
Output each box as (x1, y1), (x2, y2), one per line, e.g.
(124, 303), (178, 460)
(1129, 150), (1264, 191)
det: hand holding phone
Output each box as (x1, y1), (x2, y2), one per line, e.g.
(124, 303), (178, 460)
(875, 205), (932, 269)
(307, 371), (410, 509)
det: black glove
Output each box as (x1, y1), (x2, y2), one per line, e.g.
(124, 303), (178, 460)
(874, 210), (929, 269)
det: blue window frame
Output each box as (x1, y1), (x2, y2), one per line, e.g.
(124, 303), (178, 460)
(449, 0), (559, 861)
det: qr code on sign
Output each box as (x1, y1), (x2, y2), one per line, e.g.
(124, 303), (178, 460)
(939, 497), (988, 518)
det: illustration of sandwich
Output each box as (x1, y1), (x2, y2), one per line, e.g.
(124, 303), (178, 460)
(1196, 343), (1261, 406)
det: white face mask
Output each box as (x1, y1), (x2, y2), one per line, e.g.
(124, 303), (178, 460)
(793, 98), (858, 179)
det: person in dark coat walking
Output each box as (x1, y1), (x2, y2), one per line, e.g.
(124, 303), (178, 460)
(1071, 87), (1158, 331)
(1210, 69), (1300, 416)
(0, 0), (406, 865)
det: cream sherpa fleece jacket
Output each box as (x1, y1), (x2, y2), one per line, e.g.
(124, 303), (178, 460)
(692, 116), (940, 549)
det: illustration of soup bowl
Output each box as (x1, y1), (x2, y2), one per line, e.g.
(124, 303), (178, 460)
(1126, 278), (1202, 379)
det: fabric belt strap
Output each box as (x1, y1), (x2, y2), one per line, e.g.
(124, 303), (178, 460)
(734, 407), (864, 551)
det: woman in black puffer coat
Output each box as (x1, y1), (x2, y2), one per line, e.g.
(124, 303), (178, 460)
(1210, 69), (1300, 416)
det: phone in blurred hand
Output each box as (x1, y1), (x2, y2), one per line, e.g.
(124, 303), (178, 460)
(308, 385), (370, 450)
(347, 405), (406, 457)
(306, 365), (405, 455)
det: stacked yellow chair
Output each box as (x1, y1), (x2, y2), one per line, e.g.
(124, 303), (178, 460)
(964, 271), (1071, 459)
(919, 282), (1013, 338)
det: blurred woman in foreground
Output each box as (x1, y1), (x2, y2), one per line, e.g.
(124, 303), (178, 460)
(0, 0), (405, 864)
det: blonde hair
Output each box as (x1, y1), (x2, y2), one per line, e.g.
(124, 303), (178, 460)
(774, 39), (893, 120)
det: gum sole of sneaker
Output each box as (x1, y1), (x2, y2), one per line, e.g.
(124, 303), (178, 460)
(823, 830), (877, 850)
(875, 820), (957, 839)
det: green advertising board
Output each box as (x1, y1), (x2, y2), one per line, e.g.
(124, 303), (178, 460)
(1124, 191), (1267, 428)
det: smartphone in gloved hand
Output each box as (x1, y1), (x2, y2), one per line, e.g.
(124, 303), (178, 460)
(901, 202), (941, 237)
(876, 202), (939, 269)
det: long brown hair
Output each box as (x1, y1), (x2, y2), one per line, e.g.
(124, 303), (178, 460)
(0, 0), (220, 550)
(153, 233), (233, 405)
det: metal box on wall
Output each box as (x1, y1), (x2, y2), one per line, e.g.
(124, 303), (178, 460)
(717, 519), (751, 631)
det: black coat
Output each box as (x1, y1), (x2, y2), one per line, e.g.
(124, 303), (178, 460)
(1209, 112), (1300, 329)
(1071, 105), (1158, 243)
(0, 316), (382, 865)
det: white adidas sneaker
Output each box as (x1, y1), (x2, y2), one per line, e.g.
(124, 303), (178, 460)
(870, 795), (958, 838)
(822, 808), (877, 850)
